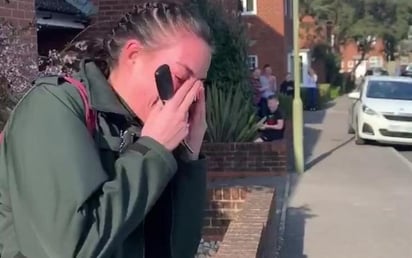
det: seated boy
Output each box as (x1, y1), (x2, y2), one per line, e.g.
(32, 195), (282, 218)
(255, 95), (285, 142)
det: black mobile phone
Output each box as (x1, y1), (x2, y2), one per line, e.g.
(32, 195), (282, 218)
(154, 64), (194, 153)
(155, 64), (174, 101)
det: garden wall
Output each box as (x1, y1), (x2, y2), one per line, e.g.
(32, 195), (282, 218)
(202, 141), (287, 179)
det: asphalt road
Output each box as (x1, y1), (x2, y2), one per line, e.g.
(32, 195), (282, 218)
(394, 145), (412, 163)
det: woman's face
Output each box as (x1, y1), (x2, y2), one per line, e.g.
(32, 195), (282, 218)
(112, 31), (212, 122)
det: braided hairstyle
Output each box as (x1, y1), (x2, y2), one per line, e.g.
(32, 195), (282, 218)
(62, 1), (212, 77)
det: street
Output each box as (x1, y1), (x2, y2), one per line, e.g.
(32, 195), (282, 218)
(394, 146), (412, 163)
(280, 97), (412, 258)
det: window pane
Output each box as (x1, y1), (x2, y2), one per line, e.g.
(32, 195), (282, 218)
(246, 0), (254, 12)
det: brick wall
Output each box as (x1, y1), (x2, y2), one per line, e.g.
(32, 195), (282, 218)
(0, 0), (35, 27)
(202, 141), (287, 179)
(243, 0), (289, 81)
(203, 186), (248, 241)
(0, 0), (37, 47)
(215, 187), (277, 258)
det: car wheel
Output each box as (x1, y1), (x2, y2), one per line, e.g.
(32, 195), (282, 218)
(355, 120), (365, 145)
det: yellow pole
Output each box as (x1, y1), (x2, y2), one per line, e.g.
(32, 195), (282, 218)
(292, 0), (304, 173)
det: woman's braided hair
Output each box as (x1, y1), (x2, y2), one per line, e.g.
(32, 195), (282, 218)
(62, 1), (212, 77)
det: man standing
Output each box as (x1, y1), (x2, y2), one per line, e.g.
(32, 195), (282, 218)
(280, 73), (294, 96)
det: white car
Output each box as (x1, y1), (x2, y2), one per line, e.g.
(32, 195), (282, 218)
(348, 76), (412, 145)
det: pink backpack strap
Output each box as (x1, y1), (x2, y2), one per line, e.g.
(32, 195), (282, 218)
(63, 76), (96, 135)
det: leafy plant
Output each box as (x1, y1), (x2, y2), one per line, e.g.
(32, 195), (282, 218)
(206, 83), (259, 142)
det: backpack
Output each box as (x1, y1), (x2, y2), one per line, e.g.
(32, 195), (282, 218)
(0, 76), (96, 143)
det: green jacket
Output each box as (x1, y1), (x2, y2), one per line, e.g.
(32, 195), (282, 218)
(0, 60), (207, 258)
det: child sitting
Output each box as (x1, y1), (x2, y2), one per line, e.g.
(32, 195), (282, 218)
(255, 95), (285, 142)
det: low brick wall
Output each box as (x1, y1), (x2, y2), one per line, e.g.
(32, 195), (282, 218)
(215, 187), (277, 258)
(202, 141), (287, 179)
(203, 187), (248, 241)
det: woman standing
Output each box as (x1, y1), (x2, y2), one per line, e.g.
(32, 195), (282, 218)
(306, 68), (318, 111)
(0, 2), (212, 258)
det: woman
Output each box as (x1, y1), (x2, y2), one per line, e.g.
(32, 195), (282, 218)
(0, 2), (212, 258)
(306, 68), (318, 111)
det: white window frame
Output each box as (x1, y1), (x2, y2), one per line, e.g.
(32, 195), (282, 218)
(247, 55), (258, 70)
(241, 0), (257, 15)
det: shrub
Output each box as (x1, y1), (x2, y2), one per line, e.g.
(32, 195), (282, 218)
(0, 20), (39, 128)
(193, 0), (252, 99)
(205, 83), (259, 142)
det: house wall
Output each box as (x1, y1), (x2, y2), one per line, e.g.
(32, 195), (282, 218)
(340, 38), (386, 74)
(243, 0), (289, 82)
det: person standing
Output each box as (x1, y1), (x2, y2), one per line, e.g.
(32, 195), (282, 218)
(280, 73), (294, 96)
(258, 64), (277, 117)
(306, 68), (318, 111)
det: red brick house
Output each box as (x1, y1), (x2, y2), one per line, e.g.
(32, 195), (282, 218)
(339, 38), (386, 77)
(239, 0), (293, 82)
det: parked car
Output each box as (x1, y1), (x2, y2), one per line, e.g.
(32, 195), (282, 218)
(401, 64), (412, 77)
(365, 68), (389, 76)
(348, 76), (412, 145)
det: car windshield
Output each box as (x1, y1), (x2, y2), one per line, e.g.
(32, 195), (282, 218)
(366, 80), (412, 101)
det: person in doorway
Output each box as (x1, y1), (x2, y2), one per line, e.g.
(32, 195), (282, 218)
(306, 68), (318, 111)
(255, 95), (285, 142)
(280, 73), (294, 96)
(0, 2), (211, 258)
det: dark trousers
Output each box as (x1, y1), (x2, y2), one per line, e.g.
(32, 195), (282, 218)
(306, 88), (318, 110)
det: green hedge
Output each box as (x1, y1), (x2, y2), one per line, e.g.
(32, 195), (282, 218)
(278, 84), (342, 118)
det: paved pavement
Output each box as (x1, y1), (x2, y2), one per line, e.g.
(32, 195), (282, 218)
(280, 97), (412, 258)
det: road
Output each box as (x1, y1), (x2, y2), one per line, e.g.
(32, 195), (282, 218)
(394, 145), (412, 163)
(280, 97), (412, 258)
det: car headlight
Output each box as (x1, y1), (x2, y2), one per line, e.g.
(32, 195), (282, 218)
(362, 105), (377, 116)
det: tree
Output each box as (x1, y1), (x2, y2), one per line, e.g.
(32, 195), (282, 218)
(190, 0), (251, 96)
(301, 0), (412, 69)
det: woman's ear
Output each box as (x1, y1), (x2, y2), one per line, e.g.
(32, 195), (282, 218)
(121, 39), (144, 65)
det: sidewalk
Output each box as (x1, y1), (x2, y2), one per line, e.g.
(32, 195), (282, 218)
(280, 97), (412, 258)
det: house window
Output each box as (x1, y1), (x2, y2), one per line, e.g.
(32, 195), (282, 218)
(347, 60), (354, 69)
(247, 55), (258, 70)
(241, 0), (257, 15)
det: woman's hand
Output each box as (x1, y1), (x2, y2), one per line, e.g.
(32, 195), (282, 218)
(184, 82), (207, 160)
(141, 78), (201, 152)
